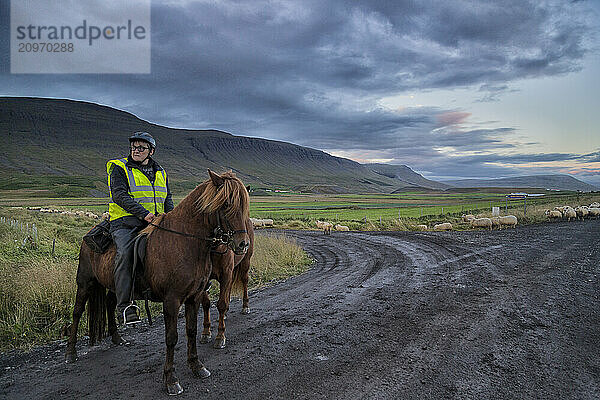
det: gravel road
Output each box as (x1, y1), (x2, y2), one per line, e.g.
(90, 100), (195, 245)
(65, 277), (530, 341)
(1, 220), (599, 399)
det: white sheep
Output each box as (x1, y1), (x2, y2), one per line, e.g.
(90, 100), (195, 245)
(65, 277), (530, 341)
(433, 222), (453, 231)
(315, 220), (332, 234)
(250, 218), (261, 227)
(470, 217), (492, 230)
(461, 214), (475, 223)
(415, 224), (428, 231)
(498, 215), (517, 229)
(544, 210), (562, 220)
(334, 224), (350, 231)
(574, 206), (589, 221)
(590, 202), (600, 208)
(490, 217), (501, 229)
(587, 208), (600, 218)
(563, 207), (577, 222)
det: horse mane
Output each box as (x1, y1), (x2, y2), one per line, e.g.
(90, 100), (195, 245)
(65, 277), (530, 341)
(142, 171), (249, 236)
(194, 171), (249, 220)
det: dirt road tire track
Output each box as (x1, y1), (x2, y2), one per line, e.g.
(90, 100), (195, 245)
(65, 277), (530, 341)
(1, 221), (599, 399)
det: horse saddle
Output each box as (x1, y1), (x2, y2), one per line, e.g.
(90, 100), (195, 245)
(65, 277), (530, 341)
(133, 233), (148, 270)
(132, 233), (158, 299)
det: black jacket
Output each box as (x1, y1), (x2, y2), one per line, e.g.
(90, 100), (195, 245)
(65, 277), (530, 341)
(109, 156), (174, 231)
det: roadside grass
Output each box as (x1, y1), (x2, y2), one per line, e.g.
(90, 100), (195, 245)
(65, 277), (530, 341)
(0, 207), (312, 351)
(246, 233), (313, 288)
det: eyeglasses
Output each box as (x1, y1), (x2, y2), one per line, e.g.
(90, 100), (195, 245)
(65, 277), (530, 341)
(131, 145), (150, 152)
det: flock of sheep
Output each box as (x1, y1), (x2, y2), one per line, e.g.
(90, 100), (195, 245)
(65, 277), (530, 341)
(252, 218), (350, 234)
(414, 214), (518, 232)
(315, 220), (349, 234)
(25, 206), (101, 219)
(544, 202), (600, 222)
(24, 201), (600, 234)
(249, 218), (274, 228)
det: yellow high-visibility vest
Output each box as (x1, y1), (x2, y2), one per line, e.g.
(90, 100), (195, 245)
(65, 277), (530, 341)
(106, 158), (168, 221)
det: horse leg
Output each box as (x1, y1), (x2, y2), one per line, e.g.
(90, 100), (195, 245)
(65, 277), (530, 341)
(65, 284), (89, 363)
(106, 291), (125, 345)
(214, 275), (232, 349)
(240, 260), (251, 315)
(199, 290), (212, 343)
(163, 297), (184, 396)
(185, 293), (211, 379)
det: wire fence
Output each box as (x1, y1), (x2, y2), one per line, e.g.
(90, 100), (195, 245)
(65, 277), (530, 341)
(0, 216), (39, 248)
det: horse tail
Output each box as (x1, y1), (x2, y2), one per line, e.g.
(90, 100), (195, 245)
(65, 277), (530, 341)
(87, 280), (107, 346)
(231, 263), (245, 297)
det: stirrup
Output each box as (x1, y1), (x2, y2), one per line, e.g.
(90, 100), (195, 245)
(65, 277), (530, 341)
(122, 303), (142, 326)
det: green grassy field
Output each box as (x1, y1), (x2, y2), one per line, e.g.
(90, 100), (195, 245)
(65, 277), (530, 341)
(249, 191), (596, 224)
(1, 189), (597, 227)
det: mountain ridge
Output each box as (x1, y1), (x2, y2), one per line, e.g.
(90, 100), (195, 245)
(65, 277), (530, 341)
(1, 97), (597, 194)
(443, 174), (598, 192)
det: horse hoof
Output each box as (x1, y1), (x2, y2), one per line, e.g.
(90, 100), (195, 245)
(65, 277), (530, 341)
(65, 352), (77, 363)
(241, 307), (251, 315)
(111, 333), (127, 345)
(194, 367), (211, 379)
(199, 334), (211, 344)
(166, 381), (184, 396)
(213, 337), (226, 349)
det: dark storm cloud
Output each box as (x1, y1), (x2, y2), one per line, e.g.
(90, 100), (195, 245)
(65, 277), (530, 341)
(0, 0), (596, 181)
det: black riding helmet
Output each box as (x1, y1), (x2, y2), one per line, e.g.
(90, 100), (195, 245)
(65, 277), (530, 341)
(129, 131), (156, 149)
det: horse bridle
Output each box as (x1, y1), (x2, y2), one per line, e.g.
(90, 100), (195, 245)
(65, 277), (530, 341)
(212, 209), (248, 253)
(148, 208), (247, 253)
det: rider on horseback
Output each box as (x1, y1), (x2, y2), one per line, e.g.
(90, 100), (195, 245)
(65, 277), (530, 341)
(107, 132), (174, 324)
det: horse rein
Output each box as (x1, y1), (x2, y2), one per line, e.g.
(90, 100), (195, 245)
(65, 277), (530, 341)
(148, 209), (247, 252)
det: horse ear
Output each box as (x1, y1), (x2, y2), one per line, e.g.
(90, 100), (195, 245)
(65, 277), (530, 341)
(208, 169), (225, 187)
(246, 185), (251, 193)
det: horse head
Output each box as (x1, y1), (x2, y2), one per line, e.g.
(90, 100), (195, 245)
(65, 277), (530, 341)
(196, 169), (250, 255)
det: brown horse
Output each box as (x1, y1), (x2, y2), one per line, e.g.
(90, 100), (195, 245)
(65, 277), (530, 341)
(200, 219), (254, 348)
(65, 170), (250, 396)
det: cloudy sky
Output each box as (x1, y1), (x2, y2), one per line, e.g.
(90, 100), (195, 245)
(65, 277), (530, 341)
(2, 0), (600, 185)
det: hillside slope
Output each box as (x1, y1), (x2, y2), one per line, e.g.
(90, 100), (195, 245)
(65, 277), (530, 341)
(0, 97), (408, 193)
(365, 163), (450, 191)
(2, 97), (596, 194)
